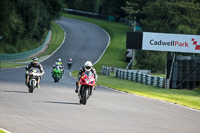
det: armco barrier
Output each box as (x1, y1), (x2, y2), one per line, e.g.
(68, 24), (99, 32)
(65, 9), (141, 31)
(102, 66), (166, 88)
(0, 31), (51, 61)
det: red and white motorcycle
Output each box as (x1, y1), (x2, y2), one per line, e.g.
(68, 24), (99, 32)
(77, 70), (96, 105)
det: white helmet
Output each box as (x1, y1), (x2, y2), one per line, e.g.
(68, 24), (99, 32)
(58, 58), (62, 62)
(84, 61), (92, 71)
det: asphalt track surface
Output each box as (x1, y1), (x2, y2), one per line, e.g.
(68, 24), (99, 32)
(0, 17), (200, 133)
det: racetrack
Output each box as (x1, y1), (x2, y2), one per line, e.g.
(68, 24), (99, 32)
(0, 17), (200, 133)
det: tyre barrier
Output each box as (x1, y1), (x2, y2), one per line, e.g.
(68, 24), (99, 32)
(102, 66), (166, 88)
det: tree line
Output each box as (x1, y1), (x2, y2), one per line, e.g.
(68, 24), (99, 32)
(0, 0), (63, 53)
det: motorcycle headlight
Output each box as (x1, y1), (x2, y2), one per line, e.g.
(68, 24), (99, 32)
(85, 78), (91, 84)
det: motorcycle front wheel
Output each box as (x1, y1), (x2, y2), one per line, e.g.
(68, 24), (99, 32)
(29, 80), (35, 93)
(82, 89), (88, 105)
(54, 75), (60, 82)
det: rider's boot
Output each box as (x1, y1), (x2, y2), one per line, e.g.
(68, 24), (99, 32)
(25, 80), (28, 86)
(75, 85), (78, 93)
(36, 83), (40, 88)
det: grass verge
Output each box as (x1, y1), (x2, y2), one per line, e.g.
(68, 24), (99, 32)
(0, 129), (6, 133)
(0, 22), (64, 68)
(68, 14), (200, 110)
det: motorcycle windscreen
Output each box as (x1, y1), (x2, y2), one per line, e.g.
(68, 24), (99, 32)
(29, 67), (40, 73)
(55, 66), (60, 70)
(84, 71), (93, 78)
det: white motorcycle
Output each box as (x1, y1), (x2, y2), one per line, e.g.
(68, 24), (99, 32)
(27, 68), (43, 93)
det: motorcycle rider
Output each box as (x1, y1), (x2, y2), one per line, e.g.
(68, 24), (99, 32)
(56, 58), (64, 78)
(25, 57), (45, 88)
(51, 62), (62, 77)
(68, 58), (73, 68)
(75, 61), (98, 93)
(68, 58), (73, 64)
(57, 58), (63, 66)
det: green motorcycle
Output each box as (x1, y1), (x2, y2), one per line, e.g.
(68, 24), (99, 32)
(52, 65), (62, 82)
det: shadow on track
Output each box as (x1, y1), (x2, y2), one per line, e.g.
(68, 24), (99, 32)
(1, 90), (29, 93)
(41, 101), (80, 105)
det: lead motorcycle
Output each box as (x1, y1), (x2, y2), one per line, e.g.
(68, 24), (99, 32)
(77, 70), (96, 105)
(27, 68), (42, 93)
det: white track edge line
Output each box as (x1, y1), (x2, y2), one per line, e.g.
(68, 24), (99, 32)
(0, 128), (11, 133)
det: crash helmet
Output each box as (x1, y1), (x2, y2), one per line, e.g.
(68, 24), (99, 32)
(32, 57), (38, 65)
(58, 58), (62, 62)
(84, 61), (92, 71)
(69, 58), (72, 61)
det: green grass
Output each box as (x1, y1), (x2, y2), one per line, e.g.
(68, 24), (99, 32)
(0, 129), (6, 133)
(40, 22), (64, 56)
(150, 74), (166, 78)
(1, 22), (64, 68)
(0, 61), (25, 68)
(68, 14), (200, 110)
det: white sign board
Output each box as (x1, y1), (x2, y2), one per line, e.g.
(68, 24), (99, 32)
(142, 32), (200, 53)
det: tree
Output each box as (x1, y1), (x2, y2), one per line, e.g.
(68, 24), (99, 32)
(0, 0), (24, 44)
(135, 50), (167, 73)
(101, 0), (126, 17)
(0, 0), (64, 53)
(64, 0), (97, 13)
(140, 1), (200, 33)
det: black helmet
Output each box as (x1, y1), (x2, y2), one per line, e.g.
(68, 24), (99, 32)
(32, 57), (38, 65)
(33, 57), (38, 61)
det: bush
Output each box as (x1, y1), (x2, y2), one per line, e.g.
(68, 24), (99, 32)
(135, 50), (167, 73)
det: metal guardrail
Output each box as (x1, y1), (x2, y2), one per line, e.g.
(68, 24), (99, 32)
(102, 66), (166, 88)
(65, 9), (109, 20)
(65, 9), (142, 31)
(0, 31), (51, 61)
